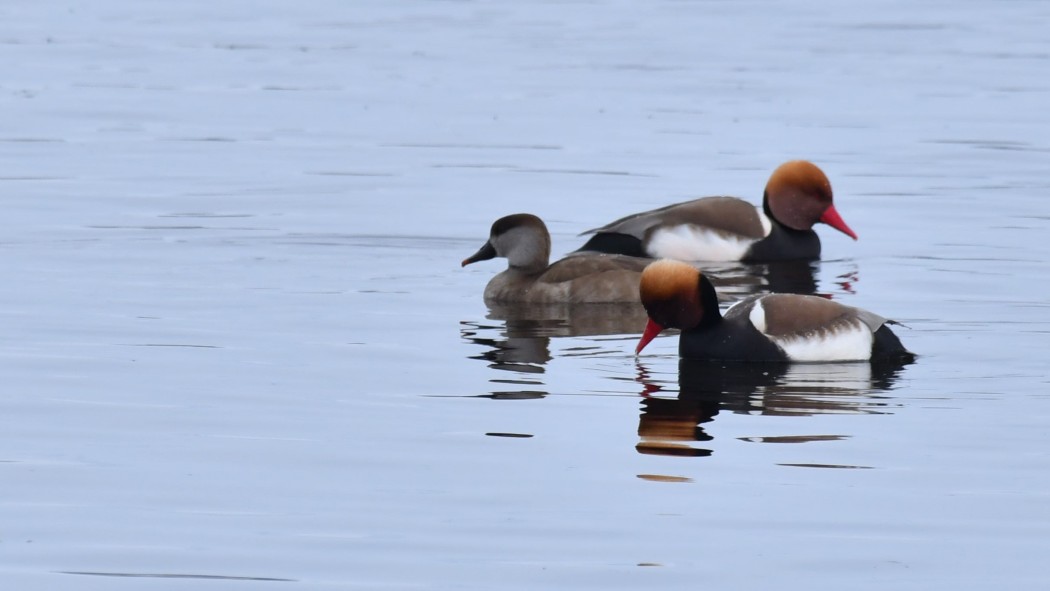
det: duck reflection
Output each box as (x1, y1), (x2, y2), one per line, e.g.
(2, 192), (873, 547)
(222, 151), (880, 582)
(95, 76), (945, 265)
(462, 317), (553, 369)
(482, 301), (650, 337)
(460, 318), (551, 399)
(460, 303), (647, 399)
(704, 258), (858, 301)
(635, 358), (912, 457)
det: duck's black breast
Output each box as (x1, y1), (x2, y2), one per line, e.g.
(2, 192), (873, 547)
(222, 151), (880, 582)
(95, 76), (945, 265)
(871, 323), (917, 363)
(678, 301), (787, 362)
(743, 224), (821, 261)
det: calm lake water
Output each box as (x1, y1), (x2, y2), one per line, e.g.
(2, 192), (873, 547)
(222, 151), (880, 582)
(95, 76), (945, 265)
(3, 1), (1049, 589)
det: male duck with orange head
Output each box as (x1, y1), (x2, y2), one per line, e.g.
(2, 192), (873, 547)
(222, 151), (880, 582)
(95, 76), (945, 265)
(578, 160), (856, 261)
(634, 259), (914, 362)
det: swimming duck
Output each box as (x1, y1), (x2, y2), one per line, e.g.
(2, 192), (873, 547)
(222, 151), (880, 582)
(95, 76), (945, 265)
(634, 259), (913, 362)
(578, 160), (856, 261)
(462, 213), (650, 304)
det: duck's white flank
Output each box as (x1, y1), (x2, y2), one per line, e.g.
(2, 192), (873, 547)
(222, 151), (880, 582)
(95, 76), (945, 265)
(748, 299), (874, 361)
(647, 224), (758, 262)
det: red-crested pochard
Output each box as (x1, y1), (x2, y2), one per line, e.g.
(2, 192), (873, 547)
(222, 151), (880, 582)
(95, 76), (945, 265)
(578, 160), (857, 261)
(462, 213), (650, 303)
(635, 259), (913, 362)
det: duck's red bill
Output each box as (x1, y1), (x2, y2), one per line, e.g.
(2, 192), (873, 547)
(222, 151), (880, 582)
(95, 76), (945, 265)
(636, 318), (665, 354)
(820, 205), (858, 240)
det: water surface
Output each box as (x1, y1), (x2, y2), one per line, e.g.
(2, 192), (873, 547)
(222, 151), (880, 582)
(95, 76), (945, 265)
(2, 1), (1050, 589)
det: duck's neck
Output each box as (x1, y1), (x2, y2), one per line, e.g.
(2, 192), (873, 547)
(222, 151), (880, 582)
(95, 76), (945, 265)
(503, 264), (546, 280)
(746, 214), (821, 261)
(761, 196), (790, 231)
(508, 258), (548, 275)
(503, 229), (551, 274)
(695, 275), (724, 330)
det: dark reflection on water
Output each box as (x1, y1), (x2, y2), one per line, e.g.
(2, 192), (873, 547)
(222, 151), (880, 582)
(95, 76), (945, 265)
(481, 302), (650, 338)
(460, 317), (552, 399)
(461, 303), (648, 398)
(700, 259), (856, 301)
(477, 391), (547, 401)
(635, 359), (912, 458)
(460, 303), (648, 387)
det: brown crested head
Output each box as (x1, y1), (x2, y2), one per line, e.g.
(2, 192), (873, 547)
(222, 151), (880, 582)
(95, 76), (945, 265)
(764, 160), (858, 239)
(762, 160), (854, 241)
(764, 160), (832, 231)
(490, 213), (545, 237)
(638, 259), (707, 330)
(636, 259), (720, 354)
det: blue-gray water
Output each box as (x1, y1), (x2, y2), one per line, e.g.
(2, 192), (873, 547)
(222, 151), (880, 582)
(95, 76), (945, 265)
(3, 1), (1049, 589)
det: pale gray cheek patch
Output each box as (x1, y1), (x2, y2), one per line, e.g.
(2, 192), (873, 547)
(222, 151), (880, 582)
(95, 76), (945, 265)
(497, 227), (546, 268)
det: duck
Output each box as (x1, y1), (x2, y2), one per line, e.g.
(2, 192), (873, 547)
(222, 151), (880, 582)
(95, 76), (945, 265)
(577, 160), (857, 262)
(634, 259), (914, 362)
(462, 213), (651, 304)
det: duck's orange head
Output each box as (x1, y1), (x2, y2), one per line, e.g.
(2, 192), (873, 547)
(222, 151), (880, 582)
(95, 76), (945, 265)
(764, 160), (857, 240)
(636, 259), (709, 354)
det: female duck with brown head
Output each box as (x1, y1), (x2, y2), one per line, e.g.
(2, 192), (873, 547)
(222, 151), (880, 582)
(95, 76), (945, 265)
(462, 213), (650, 304)
(578, 160), (857, 262)
(634, 259), (913, 363)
